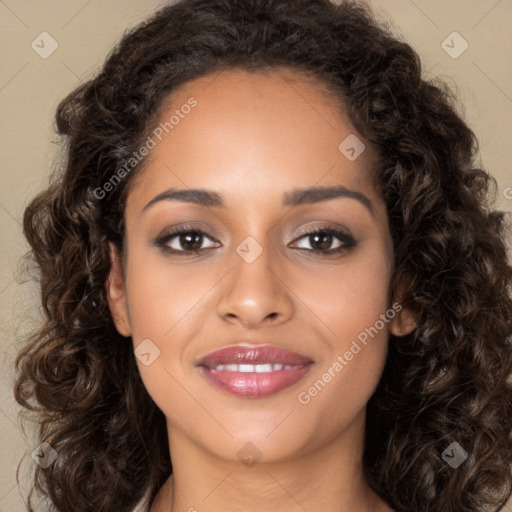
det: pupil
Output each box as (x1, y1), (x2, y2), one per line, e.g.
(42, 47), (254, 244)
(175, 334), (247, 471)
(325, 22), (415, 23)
(181, 232), (202, 250)
(311, 233), (332, 251)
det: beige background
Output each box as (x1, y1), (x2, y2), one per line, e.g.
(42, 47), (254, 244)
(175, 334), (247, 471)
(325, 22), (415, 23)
(1, 1), (511, 510)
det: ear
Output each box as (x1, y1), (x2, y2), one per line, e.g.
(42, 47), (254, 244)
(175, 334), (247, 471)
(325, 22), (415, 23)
(388, 277), (418, 337)
(389, 305), (417, 337)
(105, 242), (131, 337)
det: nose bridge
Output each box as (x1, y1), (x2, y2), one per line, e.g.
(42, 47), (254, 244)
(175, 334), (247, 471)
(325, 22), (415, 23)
(216, 234), (293, 327)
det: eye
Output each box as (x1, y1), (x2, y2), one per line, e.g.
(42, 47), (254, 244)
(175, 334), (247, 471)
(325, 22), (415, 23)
(290, 226), (356, 255)
(155, 225), (356, 257)
(155, 226), (220, 255)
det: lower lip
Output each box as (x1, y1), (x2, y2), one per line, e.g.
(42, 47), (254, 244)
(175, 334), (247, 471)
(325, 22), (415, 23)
(199, 365), (313, 398)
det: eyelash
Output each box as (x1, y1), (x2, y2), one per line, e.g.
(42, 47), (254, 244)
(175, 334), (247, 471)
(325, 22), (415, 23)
(155, 224), (357, 257)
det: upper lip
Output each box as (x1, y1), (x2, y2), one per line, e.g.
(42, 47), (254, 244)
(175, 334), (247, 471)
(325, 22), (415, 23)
(197, 343), (313, 368)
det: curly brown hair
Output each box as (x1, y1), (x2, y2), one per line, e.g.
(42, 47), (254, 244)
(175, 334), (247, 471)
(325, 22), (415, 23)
(14, 0), (512, 511)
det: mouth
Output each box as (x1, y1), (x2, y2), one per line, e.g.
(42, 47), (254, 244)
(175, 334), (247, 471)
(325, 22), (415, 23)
(197, 344), (314, 398)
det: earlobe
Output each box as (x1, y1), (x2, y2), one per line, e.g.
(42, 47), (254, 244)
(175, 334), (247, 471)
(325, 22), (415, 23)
(105, 242), (132, 337)
(389, 276), (418, 337)
(389, 307), (417, 337)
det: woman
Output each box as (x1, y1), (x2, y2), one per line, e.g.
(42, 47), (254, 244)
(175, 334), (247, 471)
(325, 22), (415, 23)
(14, 0), (512, 511)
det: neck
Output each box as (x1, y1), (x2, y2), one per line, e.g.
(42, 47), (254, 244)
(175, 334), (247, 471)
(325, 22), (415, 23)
(150, 409), (393, 512)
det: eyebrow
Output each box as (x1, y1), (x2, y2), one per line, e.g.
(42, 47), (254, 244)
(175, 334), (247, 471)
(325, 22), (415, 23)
(141, 185), (373, 214)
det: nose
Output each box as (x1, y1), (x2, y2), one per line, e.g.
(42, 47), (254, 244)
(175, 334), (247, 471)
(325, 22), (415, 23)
(216, 243), (294, 329)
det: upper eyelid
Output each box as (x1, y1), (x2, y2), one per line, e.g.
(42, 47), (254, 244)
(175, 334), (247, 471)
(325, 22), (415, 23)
(156, 227), (216, 243)
(157, 225), (354, 248)
(158, 225), (351, 238)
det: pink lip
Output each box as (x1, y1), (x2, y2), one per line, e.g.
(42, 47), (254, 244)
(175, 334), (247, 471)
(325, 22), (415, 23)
(197, 344), (313, 398)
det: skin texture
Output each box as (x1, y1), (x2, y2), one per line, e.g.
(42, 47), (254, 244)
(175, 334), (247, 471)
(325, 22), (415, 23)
(106, 68), (415, 512)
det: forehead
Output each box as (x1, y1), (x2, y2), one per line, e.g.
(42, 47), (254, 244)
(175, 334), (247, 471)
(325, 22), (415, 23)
(127, 67), (381, 212)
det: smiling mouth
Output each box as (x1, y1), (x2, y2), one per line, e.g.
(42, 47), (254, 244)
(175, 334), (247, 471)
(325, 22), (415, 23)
(197, 344), (313, 398)
(209, 363), (305, 372)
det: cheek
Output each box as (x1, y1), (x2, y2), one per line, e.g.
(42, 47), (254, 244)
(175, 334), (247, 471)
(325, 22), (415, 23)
(291, 239), (392, 410)
(124, 247), (213, 342)
(122, 242), (225, 384)
(123, 252), (216, 429)
(295, 238), (393, 344)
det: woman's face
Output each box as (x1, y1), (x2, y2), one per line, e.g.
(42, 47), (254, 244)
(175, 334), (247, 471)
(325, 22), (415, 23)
(107, 67), (406, 464)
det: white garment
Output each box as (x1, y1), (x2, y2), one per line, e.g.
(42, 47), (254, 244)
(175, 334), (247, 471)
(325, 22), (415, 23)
(132, 488), (152, 512)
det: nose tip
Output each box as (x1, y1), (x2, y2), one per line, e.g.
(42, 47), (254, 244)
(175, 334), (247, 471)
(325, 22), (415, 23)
(216, 249), (294, 329)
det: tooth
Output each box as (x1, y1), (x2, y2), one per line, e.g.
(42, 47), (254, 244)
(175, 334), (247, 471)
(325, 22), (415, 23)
(212, 363), (299, 372)
(255, 364), (273, 373)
